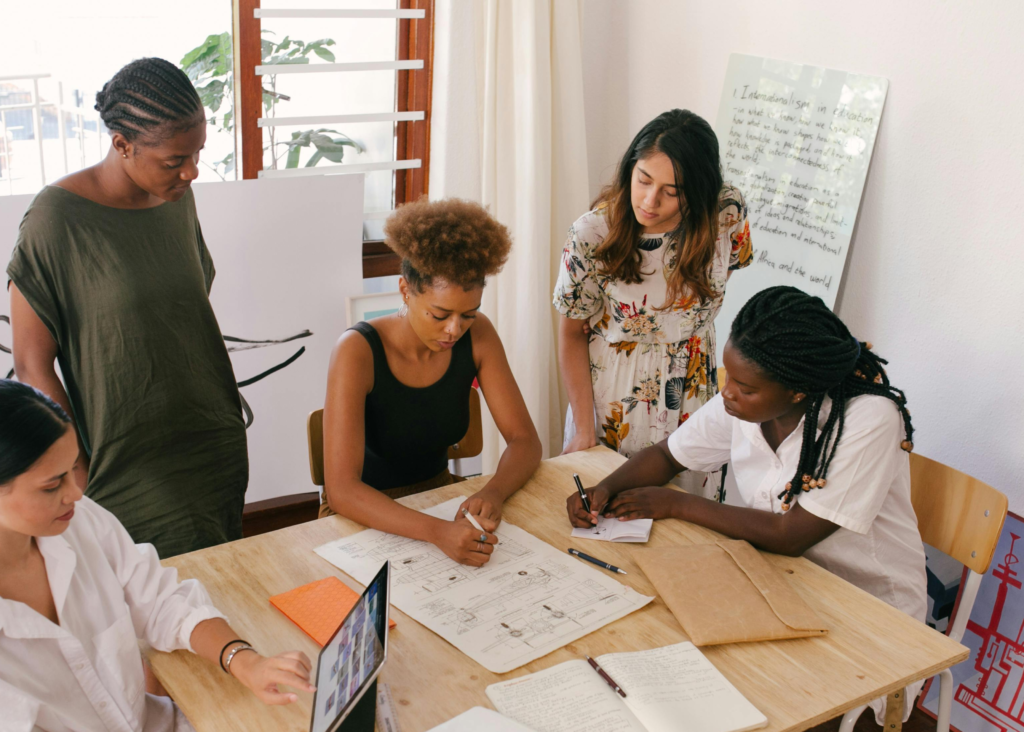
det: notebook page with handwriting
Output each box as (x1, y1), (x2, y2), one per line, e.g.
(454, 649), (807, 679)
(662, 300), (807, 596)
(486, 660), (647, 732)
(571, 516), (653, 543)
(598, 643), (767, 732)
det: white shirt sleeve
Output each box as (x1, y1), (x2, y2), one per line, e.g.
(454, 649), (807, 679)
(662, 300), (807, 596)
(797, 396), (905, 534)
(0, 678), (40, 732)
(666, 394), (734, 471)
(83, 499), (227, 653)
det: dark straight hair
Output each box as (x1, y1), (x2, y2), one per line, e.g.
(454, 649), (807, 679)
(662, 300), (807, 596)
(594, 109), (723, 308)
(0, 380), (72, 486)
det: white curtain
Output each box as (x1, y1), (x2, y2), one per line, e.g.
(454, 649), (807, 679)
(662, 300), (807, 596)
(431, 0), (591, 471)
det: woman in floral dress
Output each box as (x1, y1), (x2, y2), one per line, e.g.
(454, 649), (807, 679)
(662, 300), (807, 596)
(554, 109), (752, 495)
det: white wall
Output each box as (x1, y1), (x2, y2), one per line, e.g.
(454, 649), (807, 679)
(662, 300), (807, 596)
(581, 0), (1024, 507)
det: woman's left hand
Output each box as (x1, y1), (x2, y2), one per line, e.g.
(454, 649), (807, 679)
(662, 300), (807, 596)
(456, 488), (503, 525)
(230, 650), (315, 706)
(604, 486), (683, 521)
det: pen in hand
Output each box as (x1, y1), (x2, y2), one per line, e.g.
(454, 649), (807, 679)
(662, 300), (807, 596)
(461, 507), (486, 533)
(573, 473), (592, 515)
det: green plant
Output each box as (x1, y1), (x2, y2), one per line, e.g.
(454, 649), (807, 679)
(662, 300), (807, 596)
(280, 128), (364, 169)
(180, 31), (364, 177)
(180, 32), (236, 179)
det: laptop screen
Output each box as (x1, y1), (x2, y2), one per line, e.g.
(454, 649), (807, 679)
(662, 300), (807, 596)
(310, 562), (390, 732)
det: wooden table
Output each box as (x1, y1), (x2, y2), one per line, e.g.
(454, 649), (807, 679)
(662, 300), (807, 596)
(148, 447), (967, 732)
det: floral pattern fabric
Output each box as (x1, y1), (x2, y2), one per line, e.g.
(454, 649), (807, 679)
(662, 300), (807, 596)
(553, 184), (753, 465)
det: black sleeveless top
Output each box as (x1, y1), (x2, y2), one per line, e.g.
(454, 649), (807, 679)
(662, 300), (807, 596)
(352, 321), (478, 490)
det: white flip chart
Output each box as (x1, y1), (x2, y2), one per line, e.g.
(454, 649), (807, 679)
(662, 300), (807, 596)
(714, 53), (888, 357)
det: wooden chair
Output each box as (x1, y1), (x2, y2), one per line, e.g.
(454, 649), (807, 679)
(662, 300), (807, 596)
(307, 387), (484, 488)
(838, 453), (1008, 732)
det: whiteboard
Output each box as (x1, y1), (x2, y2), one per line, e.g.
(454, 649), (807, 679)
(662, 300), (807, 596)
(0, 175), (363, 503)
(713, 53), (888, 359)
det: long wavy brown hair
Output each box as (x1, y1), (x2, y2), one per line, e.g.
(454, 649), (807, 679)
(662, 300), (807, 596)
(594, 109), (722, 308)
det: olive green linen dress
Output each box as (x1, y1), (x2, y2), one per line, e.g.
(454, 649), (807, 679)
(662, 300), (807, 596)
(8, 185), (248, 557)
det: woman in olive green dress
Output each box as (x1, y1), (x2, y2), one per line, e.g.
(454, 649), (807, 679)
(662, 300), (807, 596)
(7, 58), (247, 557)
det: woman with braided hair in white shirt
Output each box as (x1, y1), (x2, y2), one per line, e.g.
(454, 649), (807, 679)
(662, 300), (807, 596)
(0, 380), (315, 732)
(567, 285), (926, 724)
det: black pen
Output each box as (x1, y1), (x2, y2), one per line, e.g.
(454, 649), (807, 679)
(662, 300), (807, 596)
(568, 548), (627, 575)
(573, 473), (592, 514)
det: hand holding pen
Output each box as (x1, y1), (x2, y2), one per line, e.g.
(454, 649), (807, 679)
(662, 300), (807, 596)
(566, 478), (611, 528)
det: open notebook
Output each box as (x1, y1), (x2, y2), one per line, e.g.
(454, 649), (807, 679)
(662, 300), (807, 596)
(486, 642), (767, 732)
(571, 516), (652, 543)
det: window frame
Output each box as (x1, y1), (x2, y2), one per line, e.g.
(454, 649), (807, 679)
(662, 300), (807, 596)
(234, 0), (435, 278)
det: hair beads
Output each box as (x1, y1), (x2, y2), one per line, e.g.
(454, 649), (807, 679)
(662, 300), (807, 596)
(730, 286), (914, 511)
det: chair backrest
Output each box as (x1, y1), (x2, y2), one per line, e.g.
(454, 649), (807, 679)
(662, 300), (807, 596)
(307, 409), (325, 486)
(910, 452), (1007, 574)
(305, 387), (483, 487)
(448, 387), (483, 460)
(717, 367), (727, 391)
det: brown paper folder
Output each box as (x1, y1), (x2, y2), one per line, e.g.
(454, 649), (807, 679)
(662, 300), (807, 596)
(635, 539), (828, 646)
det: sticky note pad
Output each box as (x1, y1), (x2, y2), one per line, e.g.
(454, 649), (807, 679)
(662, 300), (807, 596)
(270, 576), (396, 647)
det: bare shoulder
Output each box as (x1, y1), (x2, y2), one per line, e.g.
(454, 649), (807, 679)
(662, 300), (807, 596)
(51, 166), (99, 197)
(329, 328), (375, 392)
(468, 312), (506, 364)
(470, 311), (500, 345)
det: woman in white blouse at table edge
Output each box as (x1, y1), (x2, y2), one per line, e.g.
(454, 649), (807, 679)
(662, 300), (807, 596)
(567, 286), (927, 724)
(0, 379), (315, 732)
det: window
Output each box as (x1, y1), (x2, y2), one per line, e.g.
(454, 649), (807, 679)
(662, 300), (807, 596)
(2, 2), (432, 275)
(237, 0), (435, 276)
(0, 1), (234, 194)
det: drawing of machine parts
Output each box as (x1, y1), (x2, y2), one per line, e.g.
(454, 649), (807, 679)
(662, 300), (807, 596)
(225, 330), (312, 428)
(455, 569), (558, 636)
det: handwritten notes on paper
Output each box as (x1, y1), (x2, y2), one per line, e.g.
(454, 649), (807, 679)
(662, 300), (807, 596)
(713, 54), (888, 354)
(486, 643), (767, 732)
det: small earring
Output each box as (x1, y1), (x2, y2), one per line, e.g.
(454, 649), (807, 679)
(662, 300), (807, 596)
(122, 154), (128, 158)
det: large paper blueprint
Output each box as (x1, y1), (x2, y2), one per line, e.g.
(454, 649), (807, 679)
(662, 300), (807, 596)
(314, 498), (653, 673)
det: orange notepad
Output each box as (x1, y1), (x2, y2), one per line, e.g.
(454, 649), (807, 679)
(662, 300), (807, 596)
(269, 576), (396, 647)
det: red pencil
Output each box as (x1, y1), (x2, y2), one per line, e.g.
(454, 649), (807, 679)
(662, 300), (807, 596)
(586, 655), (627, 698)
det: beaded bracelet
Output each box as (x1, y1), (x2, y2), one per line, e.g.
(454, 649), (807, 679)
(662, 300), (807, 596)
(219, 639), (249, 673)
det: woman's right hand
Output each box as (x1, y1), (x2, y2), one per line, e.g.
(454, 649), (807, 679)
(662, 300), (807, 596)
(561, 431), (598, 455)
(566, 485), (611, 528)
(230, 650), (315, 706)
(433, 518), (499, 566)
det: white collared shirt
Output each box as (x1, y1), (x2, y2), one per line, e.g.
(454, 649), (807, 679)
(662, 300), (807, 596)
(667, 393), (927, 623)
(0, 497), (225, 732)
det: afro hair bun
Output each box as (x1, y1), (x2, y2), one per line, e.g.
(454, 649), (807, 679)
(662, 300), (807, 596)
(384, 198), (511, 290)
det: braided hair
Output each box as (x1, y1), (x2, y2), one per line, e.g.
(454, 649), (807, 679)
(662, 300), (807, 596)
(94, 58), (203, 143)
(730, 286), (914, 511)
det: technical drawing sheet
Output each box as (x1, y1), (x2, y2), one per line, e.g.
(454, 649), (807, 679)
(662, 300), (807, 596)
(314, 497), (653, 673)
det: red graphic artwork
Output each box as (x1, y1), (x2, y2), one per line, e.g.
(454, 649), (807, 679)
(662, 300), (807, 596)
(956, 534), (1024, 732)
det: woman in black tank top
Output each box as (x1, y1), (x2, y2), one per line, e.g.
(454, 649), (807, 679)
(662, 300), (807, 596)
(321, 199), (542, 567)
